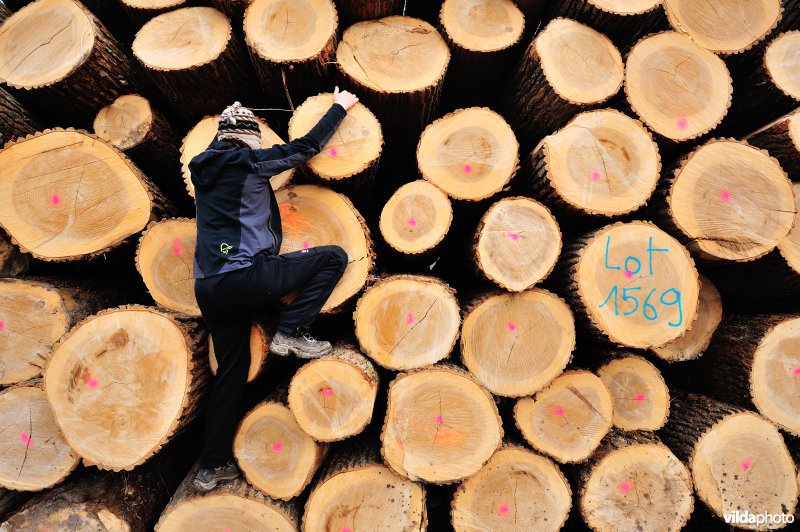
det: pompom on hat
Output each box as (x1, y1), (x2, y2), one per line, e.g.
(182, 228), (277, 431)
(217, 102), (261, 148)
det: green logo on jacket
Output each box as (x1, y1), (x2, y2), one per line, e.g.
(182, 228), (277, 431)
(220, 243), (234, 255)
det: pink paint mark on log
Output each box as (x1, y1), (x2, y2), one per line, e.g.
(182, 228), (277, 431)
(19, 433), (33, 448)
(224, 528), (232, 532)
(591, 170), (602, 182)
(329, 147), (338, 157)
(624, 270), (633, 278)
(321, 388), (333, 397)
(507, 322), (516, 331)
(550, 405), (565, 417)
(0, 320), (5, 330)
(272, 442), (283, 453)
(406, 312), (414, 325)
(172, 238), (182, 256)
(741, 457), (753, 471)
(633, 393), (646, 402)
(340, 528), (353, 532)
(463, 163), (472, 174)
(435, 415), (443, 425)
(303, 241), (310, 250)
(619, 481), (633, 493)
(50, 194), (61, 207)
(505, 231), (519, 241)
(793, 367), (800, 376)
(677, 116), (688, 131)
(720, 189), (731, 203)
(85, 372), (98, 389)
(407, 216), (417, 227)
(497, 503), (509, 516)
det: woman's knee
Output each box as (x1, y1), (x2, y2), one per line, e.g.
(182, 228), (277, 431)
(326, 245), (348, 268)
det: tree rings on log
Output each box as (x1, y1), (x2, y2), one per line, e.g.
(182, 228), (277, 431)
(287, 346), (379, 442)
(0, 384), (79, 492)
(417, 107), (518, 201)
(440, 0), (524, 54)
(515, 370), (613, 463)
(94, 94), (158, 151)
(0, 129), (170, 261)
(651, 274), (723, 362)
(664, 139), (795, 262)
(747, 110), (800, 181)
(381, 365), (503, 483)
(663, 0), (781, 55)
(288, 93), (382, 190)
(766, 31), (800, 100)
(474, 197), (561, 290)
(276, 185), (373, 312)
(597, 355), (670, 431)
(625, 32), (732, 142)
(354, 275), (460, 370)
(450, 445), (571, 532)
(379, 180), (453, 255)
(580, 438), (693, 532)
(233, 400), (323, 500)
(181, 115), (294, 198)
(566, 221), (700, 349)
(460, 289), (575, 397)
(209, 320), (272, 384)
(526, 109), (660, 218)
(136, 218), (198, 317)
(43, 306), (208, 470)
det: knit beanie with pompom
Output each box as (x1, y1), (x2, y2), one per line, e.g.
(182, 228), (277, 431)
(217, 102), (261, 149)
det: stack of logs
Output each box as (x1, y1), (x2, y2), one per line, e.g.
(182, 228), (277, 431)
(1, 0), (800, 530)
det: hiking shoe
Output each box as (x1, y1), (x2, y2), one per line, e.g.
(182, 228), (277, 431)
(269, 330), (332, 359)
(193, 462), (239, 492)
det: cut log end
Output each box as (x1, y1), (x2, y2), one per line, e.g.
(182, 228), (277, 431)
(288, 93), (382, 182)
(597, 356), (670, 431)
(451, 446), (571, 532)
(625, 32), (732, 141)
(133, 7), (231, 72)
(181, 115), (293, 198)
(541, 109), (660, 216)
(354, 275), (460, 370)
(692, 412), (797, 527)
(233, 400), (323, 500)
(277, 185), (373, 312)
(669, 140), (795, 262)
(93, 94), (154, 151)
(663, 0), (781, 54)
(136, 218), (199, 317)
(461, 289), (575, 397)
(766, 31), (800, 103)
(209, 320), (271, 384)
(475, 197), (561, 290)
(574, 222), (700, 349)
(0, 130), (155, 261)
(337, 16), (450, 94)
(534, 18), (623, 105)
(581, 443), (694, 532)
(439, 0), (525, 53)
(0, 385), (79, 492)
(0, 0), (95, 89)
(379, 180), (453, 255)
(652, 274), (723, 362)
(417, 107), (518, 201)
(381, 366), (503, 484)
(588, 0), (661, 14)
(515, 370), (613, 463)
(244, 0), (337, 63)
(287, 347), (378, 442)
(778, 182), (800, 274)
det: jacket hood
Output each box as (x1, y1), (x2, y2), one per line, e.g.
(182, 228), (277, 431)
(189, 140), (243, 189)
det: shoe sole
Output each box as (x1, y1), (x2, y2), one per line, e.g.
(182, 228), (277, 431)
(269, 343), (331, 359)
(193, 470), (239, 493)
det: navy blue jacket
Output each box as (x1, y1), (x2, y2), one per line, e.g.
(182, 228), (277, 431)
(190, 103), (347, 279)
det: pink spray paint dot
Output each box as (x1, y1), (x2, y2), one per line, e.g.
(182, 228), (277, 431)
(329, 147), (338, 157)
(590, 170), (602, 182)
(340, 528), (353, 532)
(321, 388), (333, 397)
(435, 415), (443, 425)
(50, 194), (61, 207)
(19, 433), (33, 448)
(406, 312), (414, 325)
(407, 216), (417, 227)
(633, 393), (646, 403)
(463, 163), (473, 174)
(624, 269), (633, 278)
(550, 405), (565, 417)
(793, 367), (800, 376)
(741, 457), (753, 471)
(497, 503), (510, 516)
(302, 241), (310, 250)
(224, 528), (232, 532)
(505, 231), (520, 241)
(0, 320), (5, 330)
(507, 322), (516, 331)
(272, 442), (283, 453)
(720, 189), (731, 203)
(677, 116), (688, 131)
(172, 238), (182, 257)
(619, 481), (633, 493)
(85, 373), (98, 389)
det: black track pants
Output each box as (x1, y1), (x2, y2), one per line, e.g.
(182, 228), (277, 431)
(194, 245), (348, 467)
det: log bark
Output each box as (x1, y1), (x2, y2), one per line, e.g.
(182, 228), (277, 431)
(0, 381), (79, 492)
(0, 87), (41, 147)
(244, 0), (337, 113)
(337, 16), (451, 156)
(287, 344), (379, 442)
(43, 305), (209, 471)
(210, 0), (252, 20)
(156, 462), (301, 531)
(557, 221), (701, 349)
(233, 392), (325, 501)
(0, 277), (131, 386)
(379, 179), (453, 257)
(516, 108), (660, 224)
(0, 229), (28, 278)
(651, 138), (795, 263)
(596, 353), (670, 431)
(575, 430), (694, 532)
(0, 2), (11, 21)
(658, 391), (798, 526)
(0, 129), (174, 261)
(120, 0), (191, 26)
(417, 107), (519, 201)
(303, 438), (427, 531)
(381, 364), (503, 484)
(354, 274), (460, 370)
(136, 218), (199, 317)
(0, 0), (147, 128)
(132, 6), (260, 124)
(746, 109), (800, 181)
(514, 369), (613, 463)
(624, 31), (732, 145)
(502, 18), (624, 152)
(450, 444), (571, 532)
(209, 317), (274, 383)
(438, 0), (526, 110)
(460, 289), (574, 397)
(336, 0), (403, 25)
